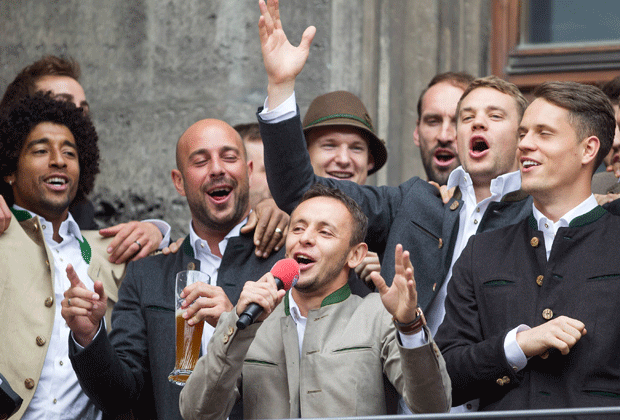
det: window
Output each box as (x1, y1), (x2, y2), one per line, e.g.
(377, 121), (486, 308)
(491, 0), (620, 92)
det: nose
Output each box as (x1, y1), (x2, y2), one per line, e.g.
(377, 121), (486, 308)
(298, 227), (316, 246)
(209, 156), (226, 177)
(518, 131), (535, 152)
(472, 113), (487, 131)
(333, 145), (351, 166)
(438, 120), (457, 145)
(49, 148), (67, 168)
(612, 126), (620, 151)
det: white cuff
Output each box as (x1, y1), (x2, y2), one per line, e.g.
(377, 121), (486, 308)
(71, 319), (105, 351)
(259, 92), (297, 123)
(142, 219), (171, 250)
(503, 324), (530, 372)
(398, 328), (428, 349)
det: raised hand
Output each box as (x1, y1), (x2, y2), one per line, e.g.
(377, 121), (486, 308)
(240, 198), (289, 258)
(370, 244), (419, 324)
(258, 0), (316, 109)
(354, 251), (381, 285)
(516, 315), (586, 358)
(61, 264), (107, 346)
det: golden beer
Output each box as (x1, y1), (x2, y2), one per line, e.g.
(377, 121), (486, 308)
(168, 270), (210, 385)
(168, 311), (204, 384)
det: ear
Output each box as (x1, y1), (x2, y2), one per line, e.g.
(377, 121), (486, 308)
(366, 152), (375, 172)
(346, 242), (368, 269)
(171, 169), (186, 197)
(3, 174), (15, 186)
(582, 136), (600, 168)
(247, 159), (253, 178)
(413, 124), (421, 147)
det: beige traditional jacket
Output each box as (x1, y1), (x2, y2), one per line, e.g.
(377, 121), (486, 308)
(0, 214), (124, 418)
(180, 285), (451, 420)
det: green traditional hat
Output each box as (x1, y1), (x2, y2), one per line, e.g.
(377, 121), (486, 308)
(302, 91), (388, 174)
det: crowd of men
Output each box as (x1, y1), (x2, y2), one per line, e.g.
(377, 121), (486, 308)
(1, 0), (620, 419)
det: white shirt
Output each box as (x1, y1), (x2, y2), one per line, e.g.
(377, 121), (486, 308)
(426, 167), (522, 336)
(503, 195), (598, 372)
(15, 205), (102, 420)
(188, 217), (248, 354)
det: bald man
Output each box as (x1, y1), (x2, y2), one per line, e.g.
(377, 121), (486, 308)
(63, 119), (284, 420)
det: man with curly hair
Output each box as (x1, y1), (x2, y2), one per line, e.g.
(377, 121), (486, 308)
(0, 94), (125, 420)
(0, 55), (170, 264)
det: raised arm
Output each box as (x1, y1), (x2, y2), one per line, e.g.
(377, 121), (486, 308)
(258, 0), (315, 110)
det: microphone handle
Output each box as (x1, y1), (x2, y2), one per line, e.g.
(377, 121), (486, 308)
(236, 277), (285, 330)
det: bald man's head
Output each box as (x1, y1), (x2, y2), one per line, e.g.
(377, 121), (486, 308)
(172, 119), (252, 234)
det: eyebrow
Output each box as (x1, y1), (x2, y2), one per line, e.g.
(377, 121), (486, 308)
(25, 137), (77, 150)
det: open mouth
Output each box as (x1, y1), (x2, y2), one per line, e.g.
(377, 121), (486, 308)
(294, 253), (316, 269)
(44, 176), (69, 190)
(326, 171), (354, 180)
(434, 148), (456, 167)
(207, 185), (233, 203)
(471, 138), (489, 153)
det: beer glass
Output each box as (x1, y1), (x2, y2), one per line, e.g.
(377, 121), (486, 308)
(168, 270), (210, 385)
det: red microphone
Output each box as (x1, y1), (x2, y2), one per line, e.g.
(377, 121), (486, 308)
(236, 258), (299, 329)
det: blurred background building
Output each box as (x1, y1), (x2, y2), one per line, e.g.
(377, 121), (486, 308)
(1, 0), (619, 237)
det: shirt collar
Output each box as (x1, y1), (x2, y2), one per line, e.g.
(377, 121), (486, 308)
(12, 204), (83, 242)
(447, 167), (521, 202)
(188, 216), (248, 257)
(532, 194), (598, 230)
(287, 290), (306, 325)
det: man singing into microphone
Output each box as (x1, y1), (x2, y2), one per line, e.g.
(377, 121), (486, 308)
(180, 184), (451, 419)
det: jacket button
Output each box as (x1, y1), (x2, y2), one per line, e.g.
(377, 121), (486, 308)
(25, 378), (35, 389)
(36, 336), (46, 346)
(187, 262), (196, 270)
(45, 297), (54, 307)
(45, 260), (50, 268)
(228, 326), (234, 336)
(432, 283), (437, 292)
(33, 224), (39, 232)
(223, 335), (229, 344)
(530, 237), (539, 247)
(438, 238), (443, 249)
(542, 308), (553, 320)
(450, 201), (460, 211)
(496, 377), (505, 386)
(536, 275), (544, 286)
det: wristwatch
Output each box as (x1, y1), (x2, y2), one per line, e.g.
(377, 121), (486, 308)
(393, 307), (426, 335)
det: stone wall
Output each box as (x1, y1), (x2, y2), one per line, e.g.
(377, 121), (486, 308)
(0, 0), (490, 238)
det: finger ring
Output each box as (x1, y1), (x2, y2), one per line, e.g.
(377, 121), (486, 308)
(135, 240), (142, 249)
(275, 227), (283, 234)
(68, 298), (71, 306)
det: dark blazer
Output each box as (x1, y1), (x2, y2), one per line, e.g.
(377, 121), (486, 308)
(436, 207), (620, 412)
(69, 233), (285, 420)
(258, 111), (532, 311)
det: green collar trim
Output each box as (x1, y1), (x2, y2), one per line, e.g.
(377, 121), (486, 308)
(306, 114), (373, 131)
(528, 205), (607, 230)
(11, 207), (91, 264)
(320, 283), (351, 307)
(182, 235), (194, 258)
(569, 206), (606, 227)
(10, 207), (32, 222)
(283, 283), (352, 316)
